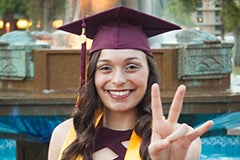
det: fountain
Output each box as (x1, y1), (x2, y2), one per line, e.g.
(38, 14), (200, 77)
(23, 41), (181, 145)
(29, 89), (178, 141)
(0, 31), (50, 81)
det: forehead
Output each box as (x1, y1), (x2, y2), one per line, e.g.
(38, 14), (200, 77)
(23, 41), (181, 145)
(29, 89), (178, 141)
(98, 49), (147, 60)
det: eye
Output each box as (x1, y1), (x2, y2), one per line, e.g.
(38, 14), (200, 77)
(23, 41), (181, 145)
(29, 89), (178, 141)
(100, 65), (111, 70)
(97, 65), (112, 73)
(126, 64), (138, 70)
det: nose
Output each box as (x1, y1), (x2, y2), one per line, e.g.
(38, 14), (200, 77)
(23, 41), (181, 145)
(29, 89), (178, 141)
(111, 68), (127, 86)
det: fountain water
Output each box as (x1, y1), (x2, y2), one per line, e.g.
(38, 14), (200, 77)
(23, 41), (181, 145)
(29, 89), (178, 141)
(198, 112), (240, 159)
(191, 112), (240, 134)
(209, 112), (240, 131)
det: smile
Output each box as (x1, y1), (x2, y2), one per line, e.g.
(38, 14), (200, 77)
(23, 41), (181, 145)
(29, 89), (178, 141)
(108, 90), (132, 98)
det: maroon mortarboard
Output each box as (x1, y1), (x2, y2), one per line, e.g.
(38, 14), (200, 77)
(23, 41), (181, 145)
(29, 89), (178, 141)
(59, 5), (181, 56)
(58, 5), (181, 107)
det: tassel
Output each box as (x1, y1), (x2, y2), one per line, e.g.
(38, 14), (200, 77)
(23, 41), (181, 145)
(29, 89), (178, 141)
(80, 18), (87, 88)
(76, 17), (87, 108)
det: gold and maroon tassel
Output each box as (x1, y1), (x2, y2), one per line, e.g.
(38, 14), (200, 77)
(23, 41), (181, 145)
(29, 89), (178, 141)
(75, 18), (87, 108)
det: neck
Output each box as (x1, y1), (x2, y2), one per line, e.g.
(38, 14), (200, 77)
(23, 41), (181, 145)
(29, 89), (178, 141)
(102, 108), (138, 131)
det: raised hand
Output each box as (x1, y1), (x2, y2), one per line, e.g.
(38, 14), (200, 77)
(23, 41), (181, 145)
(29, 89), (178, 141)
(148, 83), (213, 160)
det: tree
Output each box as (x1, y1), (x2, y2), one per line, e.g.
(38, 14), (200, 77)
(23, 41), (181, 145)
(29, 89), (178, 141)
(28, 0), (66, 31)
(222, 0), (240, 66)
(166, 0), (198, 27)
(0, 0), (30, 33)
(0, 0), (30, 17)
(0, 0), (66, 32)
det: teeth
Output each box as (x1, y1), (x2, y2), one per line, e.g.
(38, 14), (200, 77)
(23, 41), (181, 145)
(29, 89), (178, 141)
(110, 90), (130, 96)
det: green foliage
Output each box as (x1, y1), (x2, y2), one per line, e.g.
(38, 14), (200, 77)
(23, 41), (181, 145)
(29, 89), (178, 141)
(30, 0), (66, 31)
(167, 0), (198, 27)
(222, 0), (240, 65)
(0, 0), (66, 31)
(235, 66), (240, 74)
(0, 0), (30, 17)
(222, 0), (240, 31)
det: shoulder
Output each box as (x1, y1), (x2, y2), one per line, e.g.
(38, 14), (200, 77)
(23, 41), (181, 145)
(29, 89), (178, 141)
(53, 118), (73, 135)
(48, 118), (73, 160)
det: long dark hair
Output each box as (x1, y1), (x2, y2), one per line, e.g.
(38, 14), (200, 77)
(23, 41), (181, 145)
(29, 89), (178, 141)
(61, 50), (160, 160)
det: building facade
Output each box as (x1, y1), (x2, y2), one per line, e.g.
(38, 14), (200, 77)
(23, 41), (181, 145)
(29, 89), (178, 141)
(192, 0), (223, 36)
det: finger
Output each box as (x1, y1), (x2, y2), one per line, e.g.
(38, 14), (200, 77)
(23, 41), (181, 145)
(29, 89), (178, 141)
(149, 124), (189, 159)
(186, 120), (214, 141)
(148, 139), (170, 153)
(148, 139), (170, 160)
(151, 83), (164, 129)
(168, 85), (186, 123)
(165, 123), (188, 143)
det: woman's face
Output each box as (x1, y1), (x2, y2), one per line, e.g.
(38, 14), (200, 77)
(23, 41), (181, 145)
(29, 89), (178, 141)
(94, 49), (149, 112)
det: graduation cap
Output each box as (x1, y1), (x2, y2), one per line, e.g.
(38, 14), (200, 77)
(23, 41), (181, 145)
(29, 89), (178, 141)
(58, 5), (181, 107)
(59, 5), (181, 56)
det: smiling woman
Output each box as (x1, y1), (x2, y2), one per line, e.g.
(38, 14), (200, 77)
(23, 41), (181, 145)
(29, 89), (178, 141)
(95, 49), (149, 114)
(48, 6), (213, 160)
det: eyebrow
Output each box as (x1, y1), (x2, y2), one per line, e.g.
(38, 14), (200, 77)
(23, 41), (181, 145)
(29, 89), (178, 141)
(97, 57), (142, 63)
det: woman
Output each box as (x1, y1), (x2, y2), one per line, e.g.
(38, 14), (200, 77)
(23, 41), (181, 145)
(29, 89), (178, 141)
(48, 6), (213, 160)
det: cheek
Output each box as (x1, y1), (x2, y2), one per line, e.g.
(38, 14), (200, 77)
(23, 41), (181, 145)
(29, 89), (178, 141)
(136, 70), (149, 85)
(130, 70), (149, 95)
(94, 72), (107, 90)
(94, 73), (101, 90)
(140, 70), (149, 89)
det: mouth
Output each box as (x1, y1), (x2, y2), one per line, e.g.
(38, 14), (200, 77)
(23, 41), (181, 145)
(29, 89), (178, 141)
(107, 90), (132, 99)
